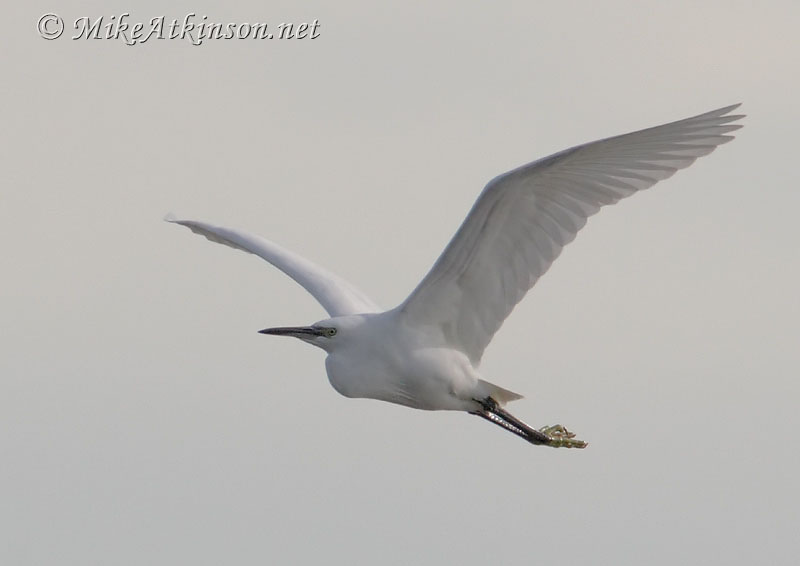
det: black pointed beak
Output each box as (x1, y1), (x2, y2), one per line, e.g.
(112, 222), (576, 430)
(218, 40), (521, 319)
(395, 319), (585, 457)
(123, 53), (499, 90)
(258, 326), (323, 338)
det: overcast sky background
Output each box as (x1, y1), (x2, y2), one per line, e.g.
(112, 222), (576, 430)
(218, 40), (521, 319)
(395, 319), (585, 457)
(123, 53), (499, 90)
(2, 1), (799, 564)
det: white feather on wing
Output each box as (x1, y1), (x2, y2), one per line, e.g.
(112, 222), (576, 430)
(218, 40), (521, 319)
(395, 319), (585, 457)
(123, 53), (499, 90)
(167, 217), (380, 317)
(398, 104), (744, 363)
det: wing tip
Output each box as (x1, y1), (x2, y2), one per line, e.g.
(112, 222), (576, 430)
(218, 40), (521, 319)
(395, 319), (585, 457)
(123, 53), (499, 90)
(714, 102), (743, 115)
(691, 103), (745, 124)
(164, 213), (197, 229)
(712, 103), (746, 123)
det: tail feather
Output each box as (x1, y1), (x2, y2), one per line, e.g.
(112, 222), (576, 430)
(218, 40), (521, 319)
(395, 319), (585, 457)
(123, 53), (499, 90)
(479, 379), (523, 406)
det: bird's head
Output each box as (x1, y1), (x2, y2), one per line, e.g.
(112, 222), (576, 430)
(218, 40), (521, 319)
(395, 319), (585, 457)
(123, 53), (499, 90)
(258, 315), (360, 352)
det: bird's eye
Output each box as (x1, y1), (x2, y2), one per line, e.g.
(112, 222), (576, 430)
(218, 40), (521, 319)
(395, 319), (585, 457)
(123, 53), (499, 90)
(325, 328), (337, 338)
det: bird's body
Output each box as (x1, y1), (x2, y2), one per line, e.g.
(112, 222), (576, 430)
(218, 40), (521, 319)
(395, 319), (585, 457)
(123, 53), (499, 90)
(322, 313), (472, 410)
(316, 312), (511, 411)
(169, 104), (744, 448)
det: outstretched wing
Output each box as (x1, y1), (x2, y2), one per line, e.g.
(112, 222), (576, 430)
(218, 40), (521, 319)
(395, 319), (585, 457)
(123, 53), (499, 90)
(167, 217), (380, 317)
(399, 104), (744, 363)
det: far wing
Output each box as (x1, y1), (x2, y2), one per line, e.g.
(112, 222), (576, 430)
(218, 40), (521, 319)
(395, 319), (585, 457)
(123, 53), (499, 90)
(167, 217), (380, 317)
(399, 104), (744, 363)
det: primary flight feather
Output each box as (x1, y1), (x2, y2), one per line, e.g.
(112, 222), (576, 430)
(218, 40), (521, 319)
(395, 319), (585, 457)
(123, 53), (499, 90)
(169, 104), (744, 448)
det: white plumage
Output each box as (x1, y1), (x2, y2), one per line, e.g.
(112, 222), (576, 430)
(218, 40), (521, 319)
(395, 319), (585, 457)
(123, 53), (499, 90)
(169, 104), (743, 448)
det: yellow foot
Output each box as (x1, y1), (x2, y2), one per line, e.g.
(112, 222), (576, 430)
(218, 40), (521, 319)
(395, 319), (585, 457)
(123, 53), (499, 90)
(539, 424), (588, 449)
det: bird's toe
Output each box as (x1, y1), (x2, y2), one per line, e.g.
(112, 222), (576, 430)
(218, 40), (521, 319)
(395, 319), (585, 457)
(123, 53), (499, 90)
(539, 424), (587, 448)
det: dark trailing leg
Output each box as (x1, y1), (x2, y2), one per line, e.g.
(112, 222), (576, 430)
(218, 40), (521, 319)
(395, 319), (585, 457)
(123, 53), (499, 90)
(470, 397), (587, 448)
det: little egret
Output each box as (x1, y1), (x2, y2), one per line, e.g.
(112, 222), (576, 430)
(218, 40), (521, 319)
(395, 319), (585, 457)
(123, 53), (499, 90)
(169, 104), (743, 448)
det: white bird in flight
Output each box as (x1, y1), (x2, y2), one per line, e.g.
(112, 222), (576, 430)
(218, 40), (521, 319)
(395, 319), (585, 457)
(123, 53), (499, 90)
(169, 104), (743, 448)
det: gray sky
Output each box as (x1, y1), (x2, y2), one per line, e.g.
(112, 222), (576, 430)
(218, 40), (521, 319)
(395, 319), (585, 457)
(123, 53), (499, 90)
(3, 1), (799, 564)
